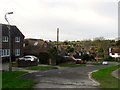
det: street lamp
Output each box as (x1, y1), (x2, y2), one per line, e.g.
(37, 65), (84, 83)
(5, 12), (13, 71)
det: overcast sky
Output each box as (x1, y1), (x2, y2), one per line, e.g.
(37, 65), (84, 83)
(0, 0), (119, 41)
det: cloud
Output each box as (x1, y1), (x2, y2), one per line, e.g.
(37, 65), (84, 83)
(0, 0), (118, 40)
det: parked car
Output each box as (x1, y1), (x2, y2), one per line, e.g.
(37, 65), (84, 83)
(72, 57), (86, 64)
(63, 56), (75, 61)
(19, 55), (39, 62)
(102, 61), (108, 65)
(72, 56), (81, 61)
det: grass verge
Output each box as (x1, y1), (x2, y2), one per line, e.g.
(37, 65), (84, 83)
(0, 71), (2, 90)
(26, 65), (58, 70)
(59, 64), (86, 67)
(26, 64), (86, 70)
(92, 64), (120, 89)
(2, 71), (36, 89)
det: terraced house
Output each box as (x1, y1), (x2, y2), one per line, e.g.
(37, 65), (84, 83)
(0, 24), (25, 62)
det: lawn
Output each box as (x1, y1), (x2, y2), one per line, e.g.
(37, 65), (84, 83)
(2, 71), (36, 89)
(59, 64), (86, 67)
(26, 64), (86, 70)
(92, 64), (120, 89)
(26, 65), (58, 70)
(0, 71), (2, 90)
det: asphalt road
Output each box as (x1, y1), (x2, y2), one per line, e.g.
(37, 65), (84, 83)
(21, 62), (119, 89)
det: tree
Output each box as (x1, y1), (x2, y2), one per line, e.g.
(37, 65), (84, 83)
(48, 47), (58, 65)
(66, 46), (74, 53)
(96, 47), (104, 58)
(116, 40), (120, 47)
(89, 54), (95, 61)
(81, 54), (90, 61)
(64, 40), (69, 45)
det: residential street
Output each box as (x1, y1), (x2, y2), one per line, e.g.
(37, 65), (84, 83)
(21, 62), (119, 89)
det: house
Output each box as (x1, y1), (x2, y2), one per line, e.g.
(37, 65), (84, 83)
(24, 39), (53, 55)
(109, 48), (120, 58)
(0, 24), (25, 62)
(23, 39), (55, 64)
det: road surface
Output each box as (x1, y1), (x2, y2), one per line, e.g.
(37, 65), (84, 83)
(21, 62), (119, 89)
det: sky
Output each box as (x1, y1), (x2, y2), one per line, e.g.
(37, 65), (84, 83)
(0, 0), (119, 41)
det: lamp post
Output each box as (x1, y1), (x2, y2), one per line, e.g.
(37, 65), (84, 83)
(5, 12), (13, 71)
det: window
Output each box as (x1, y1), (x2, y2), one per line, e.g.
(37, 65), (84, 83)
(2, 36), (8, 42)
(44, 43), (47, 47)
(15, 49), (20, 56)
(23, 43), (25, 47)
(1, 49), (10, 57)
(0, 49), (2, 57)
(15, 37), (20, 42)
(112, 53), (114, 55)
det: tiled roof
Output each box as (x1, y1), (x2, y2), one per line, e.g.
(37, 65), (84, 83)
(1, 24), (25, 37)
(111, 48), (120, 53)
(24, 39), (53, 54)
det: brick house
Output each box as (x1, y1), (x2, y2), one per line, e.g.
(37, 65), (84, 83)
(23, 39), (55, 64)
(0, 24), (25, 62)
(24, 39), (53, 55)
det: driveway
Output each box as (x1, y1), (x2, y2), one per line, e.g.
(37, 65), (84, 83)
(22, 62), (119, 89)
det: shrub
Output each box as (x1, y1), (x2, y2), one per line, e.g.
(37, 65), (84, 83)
(103, 56), (115, 61)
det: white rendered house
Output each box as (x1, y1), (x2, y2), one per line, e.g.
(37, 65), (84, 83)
(109, 48), (120, 58)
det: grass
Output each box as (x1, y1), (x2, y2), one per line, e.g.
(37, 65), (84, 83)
(92, 64), (120, 89)
(59, 64), (86, 67)
(2, 71), (36, 89)
(26, 64), (86, 70)
(26, 65), (58, 70)
(0, 71), (2, 90)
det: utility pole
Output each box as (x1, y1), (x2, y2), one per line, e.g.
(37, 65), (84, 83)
(118, 1), (120, 40)
(57, 28), (59, 54)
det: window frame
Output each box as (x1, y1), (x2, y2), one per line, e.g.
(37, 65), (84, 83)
(2, 36), (8, 42)
(15, 37), (20, 42)
(111, 53), (114, 55)
(1, 49), (10, 57)
(15, 49), (20, 56)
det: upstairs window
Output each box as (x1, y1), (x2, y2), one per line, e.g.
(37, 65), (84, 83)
(44, 43), (47, 47)
(2, 36), (8, 42)
(15, 37), (20, 42)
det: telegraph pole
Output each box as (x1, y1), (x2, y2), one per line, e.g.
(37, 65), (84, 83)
(57, 28), (59, 54)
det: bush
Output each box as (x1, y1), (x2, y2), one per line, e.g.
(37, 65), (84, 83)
(81, 54), (90, 61)
(38, 53), (49, 64)
(56, 55), (66, 65)
(103, 56), (115, 61)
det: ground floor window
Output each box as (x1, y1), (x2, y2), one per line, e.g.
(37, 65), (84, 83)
(0, 49), (10, 57)
(15, 49), (20, 56)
